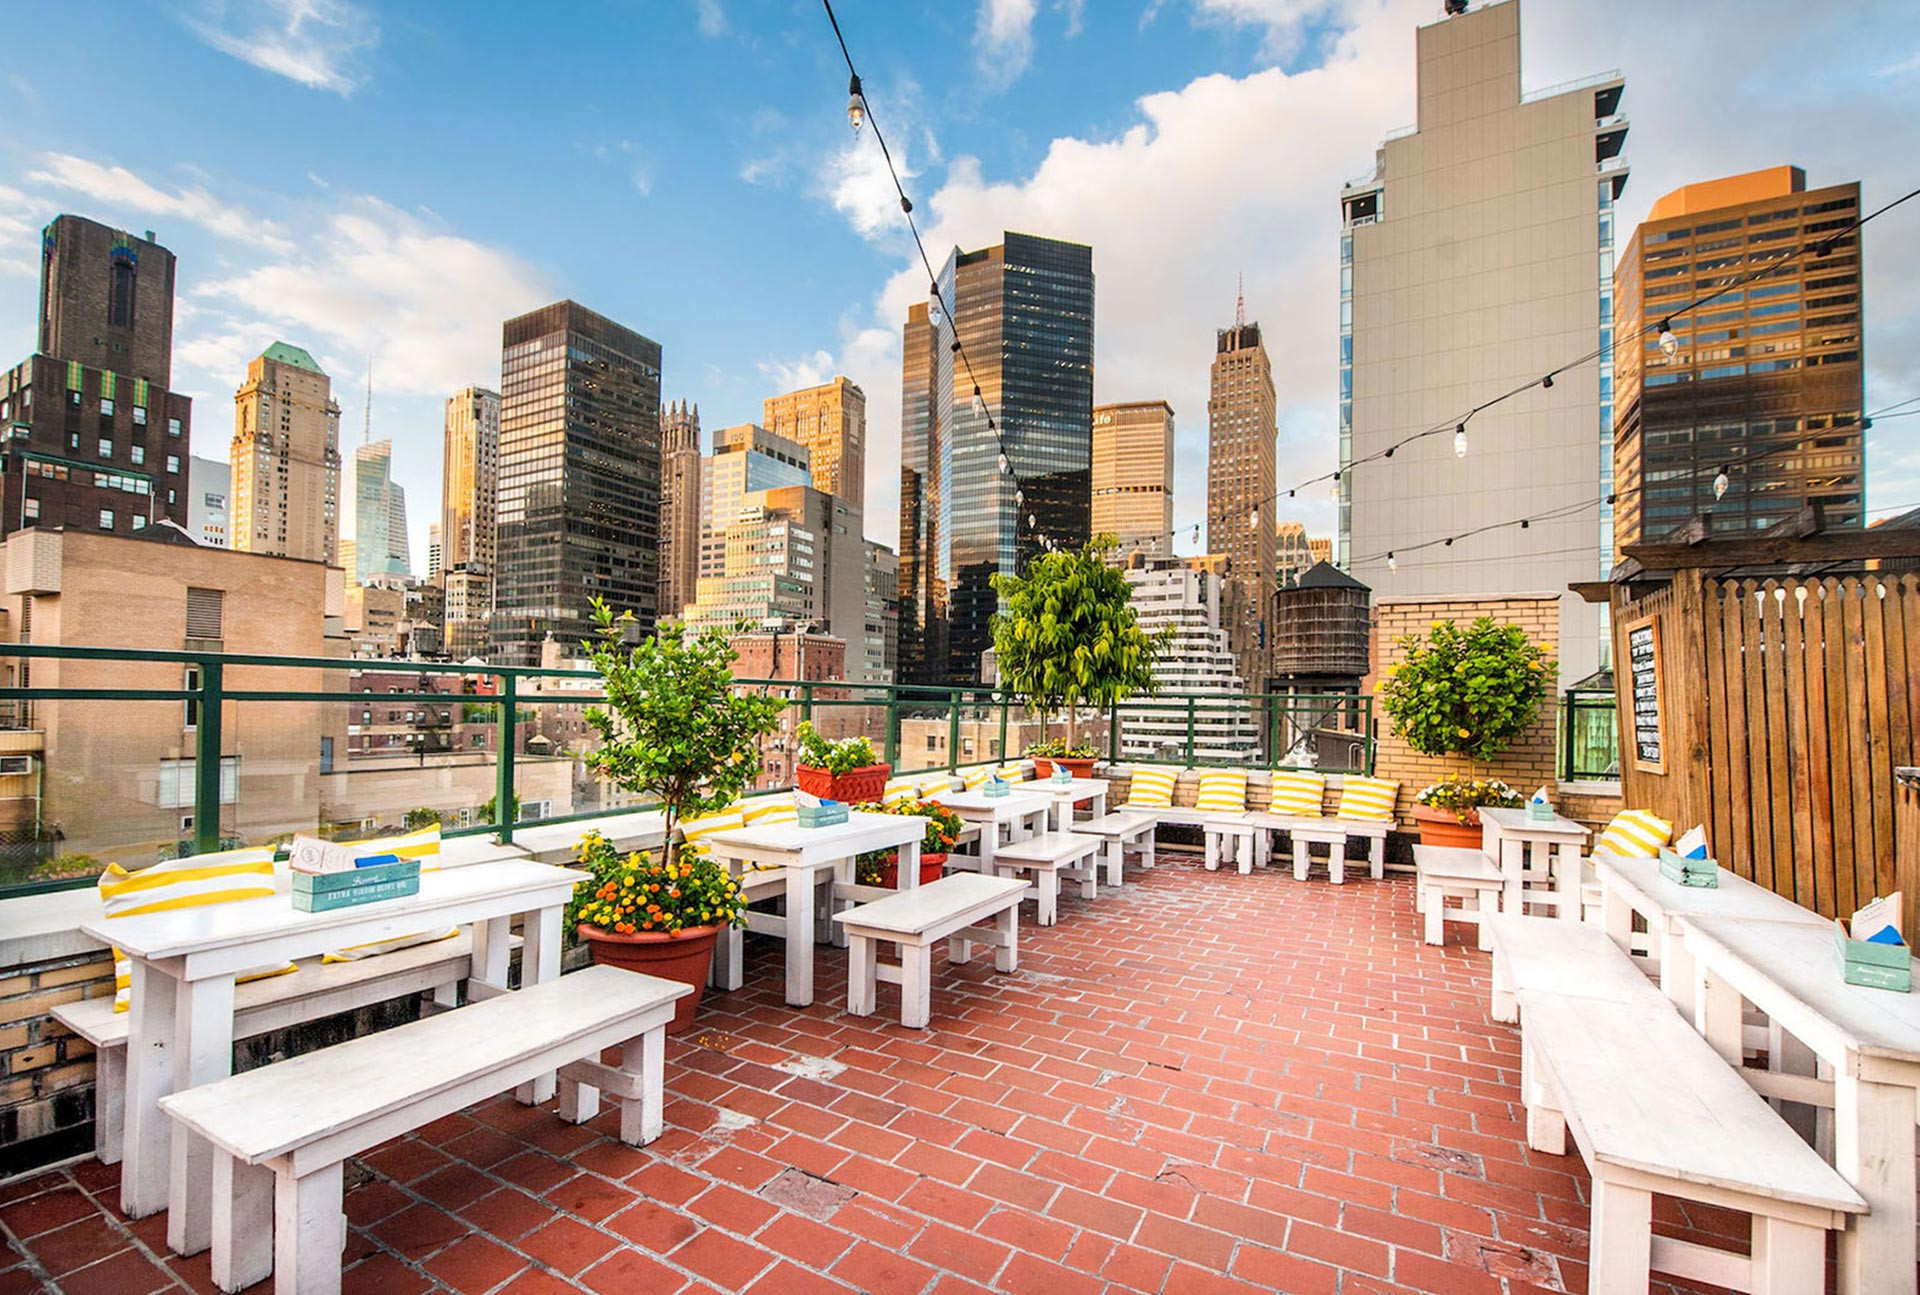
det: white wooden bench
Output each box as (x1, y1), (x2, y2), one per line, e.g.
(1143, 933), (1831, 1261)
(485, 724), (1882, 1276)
(1412, 846), (1503, 949)
(986, 831), (1103, 925)
(1250, 814), (1391, 881)
(158, 965), (686, 1295)
(53, 930), (512, 1167)
(1075, 810), (1157, 884)
(1484, 913), (1663, 1025)
(832, 873), (1027, 1028)
(1517, 989), (1866, 1294)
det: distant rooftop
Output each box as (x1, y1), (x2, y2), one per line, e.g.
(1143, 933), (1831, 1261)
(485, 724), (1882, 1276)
(260, 341), (325, 374)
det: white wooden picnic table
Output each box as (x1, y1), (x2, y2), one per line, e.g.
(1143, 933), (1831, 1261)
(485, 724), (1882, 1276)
(1024, 777), (1109, 832)
(1681, 914), (1920, 1295)
(1478, 807), (1589, 921)
(932, 789), (1051, 875)
(701, 810), (924, 1008)
(76, 858), (586, 1278)
(1592, 851), (1828, 1018)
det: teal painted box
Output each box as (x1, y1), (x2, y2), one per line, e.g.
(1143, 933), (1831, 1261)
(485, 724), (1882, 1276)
(1835, 922), (1912, 993)
(1525, 801), (1556, 822)
(1658, 847), (1718, 889)
(982, 781), (1011, 799)
(796, 800), (849, 829)
(292, 859), (421, 913)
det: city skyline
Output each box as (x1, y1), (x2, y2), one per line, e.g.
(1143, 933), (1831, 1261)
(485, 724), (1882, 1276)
(0, 1), (1910, 571)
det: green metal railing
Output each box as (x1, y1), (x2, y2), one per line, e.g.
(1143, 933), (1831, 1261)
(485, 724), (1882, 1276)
(0, 642), (1371, 897)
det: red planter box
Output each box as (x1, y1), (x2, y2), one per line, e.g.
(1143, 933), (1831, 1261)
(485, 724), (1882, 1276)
(796, 762), (892, 805)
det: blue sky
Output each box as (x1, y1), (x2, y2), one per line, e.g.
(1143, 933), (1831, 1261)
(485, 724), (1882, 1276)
(1, 0), (1917, 568)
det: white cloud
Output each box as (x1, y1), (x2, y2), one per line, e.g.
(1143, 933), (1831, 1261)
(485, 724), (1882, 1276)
(184, 0), (377, 95)
(976, 0), (1040, 88)
(1060, 0), (1087, 39)
(1188, 0), (1341, 62)
(820, 78), (932, 242)
(6, 74), (39, 107)
(24, 153), (293, 252)
(695, 0), (726, 38)
(758, 350), (838, 394)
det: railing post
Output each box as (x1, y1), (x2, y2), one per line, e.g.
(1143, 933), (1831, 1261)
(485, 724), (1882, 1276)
(194, 659), (222, 856)
(1108, 707), (1120, 763)
(800, 683), (815, 726)
(947, 689), (962, 773)
(997, 692), (1009, 765)
(884, 687), (900, 768)
(1185, 696), (1197, 768)
(495, 673), (517, 843)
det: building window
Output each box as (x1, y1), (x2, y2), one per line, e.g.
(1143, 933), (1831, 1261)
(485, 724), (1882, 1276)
(132, 515), (147, 530)
(98, 509), (114, 530)
(100, 397), (114, 417)
(109, 258), (137, 329)
(186, 587), (224, 640)
(167, 417), (181, 437)
(166, 454), (180, 474)
(184, 665), (201, 728)
(130, 444), (145, 465)
(98, 437), (112, 457)
(157, 756), (239, 808)
(132, 405), (146, 427)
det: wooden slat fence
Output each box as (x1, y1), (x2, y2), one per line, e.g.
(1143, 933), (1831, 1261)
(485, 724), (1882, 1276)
(1617, 572), (1920, 926)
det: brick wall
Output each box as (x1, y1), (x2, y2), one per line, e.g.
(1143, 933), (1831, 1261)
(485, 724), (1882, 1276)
(1366, 596), (1564, 825)
(1, 945), (111, 1173)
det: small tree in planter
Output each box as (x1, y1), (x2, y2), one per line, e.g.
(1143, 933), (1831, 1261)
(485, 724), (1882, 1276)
(794, 721), (890, 803)
(578, 598), (785, 1023)
(1377, 616), (1554, 846)
(990, 536), (1165, 776)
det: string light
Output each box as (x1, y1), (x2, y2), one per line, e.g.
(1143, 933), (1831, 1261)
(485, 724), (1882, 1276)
(1248, 506), (1260, 531)
(1714, 466), (1730, 501)
(1387, 552), (1397, 571)
(1541, 373), (1554, 389)
(846, 74), (865, 132)
(997, 451), (1009, 474)
(1657, 318), (1679, 358)
(1453, 423), (1468, 458)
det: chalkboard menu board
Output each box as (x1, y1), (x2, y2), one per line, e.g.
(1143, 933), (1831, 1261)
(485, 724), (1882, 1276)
(1626, 616), (1663, 773)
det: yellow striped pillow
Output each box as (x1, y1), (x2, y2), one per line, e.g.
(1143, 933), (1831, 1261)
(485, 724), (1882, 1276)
(742, 795), (798, 829)
(1268, 771), (1326, 818)
(996, 763), (1028, 785)
(323, 929), (459, 963)
(962, 767), (993, 791)
(1195, 770), (1248, 813)
(680, 807), (745, 858)
(100, 848), (292, 1011)
(918, 774), (960, 797)
(1599, 809), (1671, 858)
(1124, 765), (1179, 809)
(882, 778), (918, 807)
(1335, 776), (1399, 823)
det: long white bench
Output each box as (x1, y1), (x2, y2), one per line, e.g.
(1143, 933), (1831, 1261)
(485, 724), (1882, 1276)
(159, 965), (687, 1295)
(989, 831), (1103, 924)
(1075, 810), (1157, 884)
(53, 930), (512, 1167)
(1518, 989), (1866, 1294)
(833, 873), (1027, 1028)
(1412, 846), (1503, 949)
(1249, 813), (1391, 880)
(1485, 913), (1662, 1025)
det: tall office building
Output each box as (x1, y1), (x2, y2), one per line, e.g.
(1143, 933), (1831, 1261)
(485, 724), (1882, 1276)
(659, 399), (702, 622)
(0, 216), (192, 537)
(231, 342), (342, 563)
(699, 425), (810, 583)
(864, 541), (899, 685)
(1614, 166), (1863, 549)
(441, 386), (498, 572)
(187, 457), (230, 547)
(897, 302), (941, 683)
(1275, 520), (1314, 587)
(1115, 557), (1259, 763)
(347, 440), (411, 584)
(1209, 293), (1277, 690)
(492, 301), (663, 667)
(763, 377), (866, 508)
(681, 485), (863, 649)
(899, 231), (1094, 682)
(426, 523), (442, 579)
(1092, 400), (1174, 560)
(1339, 0), (1626, 682)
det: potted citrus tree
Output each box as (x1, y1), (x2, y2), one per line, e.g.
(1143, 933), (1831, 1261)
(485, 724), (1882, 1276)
(1377, 617), (1554, 848)
(794, 721), (890, 804)
(990, 536), (1165, 774)
(578, 598), (785, 1027)
(854, 800), (963, 888)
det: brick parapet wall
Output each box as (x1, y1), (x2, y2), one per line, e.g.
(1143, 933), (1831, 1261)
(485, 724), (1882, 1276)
(0, 945), (112, 1172)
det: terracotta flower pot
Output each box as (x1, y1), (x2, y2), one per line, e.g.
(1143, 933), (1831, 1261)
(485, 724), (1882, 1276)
(796, 762), (892, 805)
(868, 852), (948, 888)
(1054, 757), (1098, 779)
(1411, 805), (1484, 850)
(576, 923), (723, 1034)
(1031, 757), (1054, 779)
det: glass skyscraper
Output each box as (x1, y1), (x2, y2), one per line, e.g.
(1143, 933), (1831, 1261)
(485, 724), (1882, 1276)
(899, 231), (1093, 683)
(492, 300), (662, 666)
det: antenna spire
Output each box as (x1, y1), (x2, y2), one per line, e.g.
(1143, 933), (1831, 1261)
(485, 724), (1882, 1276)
(1235, 274), (1245, 329)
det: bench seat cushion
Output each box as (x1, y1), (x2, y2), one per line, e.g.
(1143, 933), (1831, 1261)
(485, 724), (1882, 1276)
(1122, 765), (1178, 809)
(1195, 770), (1248, 813)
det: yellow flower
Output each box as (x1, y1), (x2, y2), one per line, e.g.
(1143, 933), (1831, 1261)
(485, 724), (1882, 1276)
(1457, 727), (1471, 738)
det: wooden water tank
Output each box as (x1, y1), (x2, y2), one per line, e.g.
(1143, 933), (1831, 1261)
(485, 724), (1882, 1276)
(1271, 561), (1371, 680)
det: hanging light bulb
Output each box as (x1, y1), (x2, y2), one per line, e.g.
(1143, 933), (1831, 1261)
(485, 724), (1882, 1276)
(1387, 552), (1398, 572)
(846, 75), (866, 133)
(1541, 373), (1555, 389)
(1027, 513), (1037, 529)
(1657, 318), (1679, 358)
(1248, 506), (1260, 531)
(1014, 488), (1024, 508)
(1453, 423), (1468, 458)
(997, 450), (1008, 474)
(1713, 465), (1730, 500)
(972, 386), (987, 419)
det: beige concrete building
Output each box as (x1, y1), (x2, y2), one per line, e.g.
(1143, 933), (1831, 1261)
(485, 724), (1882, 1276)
(1091, 401), (1173, 560)
(683, 486), (865, 667)
(1275, 521), (1315, 587)
(0, 528), (337, 867)
(1209, 300), (1276, 692)
(659, 400), (702, 623)
(763, 377), (865, 509)
(1339, 0), (1625, 684)
(700, 425), (810, 579)
(230, 343), (341, 564)
(441, 387), (497, 571)
(343, 581), (406, 657)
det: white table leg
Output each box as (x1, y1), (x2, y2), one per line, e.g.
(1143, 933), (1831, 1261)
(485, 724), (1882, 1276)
(1091, 791), (1106, 821)
(1037, 869), (1058, 926)
(977, 816), (998, 873)
(211, 1149), (274, 1291)
(829, 858), (852, 947)
(1657, 920), (1695, 1022)
(1205, 831), (1219, 871)
(470, 915), (511, 993)
(169, 973), (237, 1256)
(1329, 840), (1346, 886)
(1369, 833), (1385, 880)
(1771, 1025), (1820, 1145)
(1552, 845), (1580, 923)
(1077, 852), (1099, 900)
(710, 919), (744, 990)
(898, 838), (921, 890)
(996, 905), (1019, 972)
(516, 904), (562, 1105)
(1599, 881), (1633, 951)
(784, 865), (816, 1007)
(1236, 832), (1253, 876)
(95, 1037), (125, 1166)
(1751, 1215), (1825, 1295)
(275, 1159), (344, 1295)
(1422, 885), (1443, 945)
(1834, 1073), (1919, 1295)
(1693, 966), (1743, 1066)
(1102, 838), (1122, 888)
(847, 934), (876, 1017)
(1292, 836), (1308, 882)
(1588, 1179), (1652, 1292)
(1499, 837), (1525, 915)
(122, 958), (178, 1218)
(1475, 888), (1495, 952)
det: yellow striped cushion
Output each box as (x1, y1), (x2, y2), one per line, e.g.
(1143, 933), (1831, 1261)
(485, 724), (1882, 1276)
(882, 778), (918, 807)
(1195, 770), (1248, 813)
(1335, 776), (1399, 823)
(917, 774), (960, 797)
(996, 763), (1028, 785)
(100, 848), (292, 1010)
(742, 795), (798, 828)
(1599, 809), (1672, 858)
(680, 807), (745, 857)
(1268, 771), (1326, 817)
(962, 767), (993, 791)
(1124, 765), (1179, 809)
(323, 929), (459, 963)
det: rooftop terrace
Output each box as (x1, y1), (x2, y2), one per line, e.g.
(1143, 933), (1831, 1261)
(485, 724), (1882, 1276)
(2, 859), (1746, 1295)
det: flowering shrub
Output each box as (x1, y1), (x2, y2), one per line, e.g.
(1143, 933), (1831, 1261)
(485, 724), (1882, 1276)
(568, 829), (746, 936)
(1415, 777), (1524, 824)
(1028, 738), (1097, 759)
(1377, 617), (1555, 763)
(852, 800), (964, 885)
(796, 721), (879, 775)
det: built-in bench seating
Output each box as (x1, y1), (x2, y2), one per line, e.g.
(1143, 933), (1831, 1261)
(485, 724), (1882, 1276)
(1075, 809), (1157, 883)
(833, 873), (1027, 1028)
(988, 831), (1103, 924)
(159, 965), (686, 1295)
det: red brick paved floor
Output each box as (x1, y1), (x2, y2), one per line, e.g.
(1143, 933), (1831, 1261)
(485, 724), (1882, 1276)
(0, 857), (1813, 1293)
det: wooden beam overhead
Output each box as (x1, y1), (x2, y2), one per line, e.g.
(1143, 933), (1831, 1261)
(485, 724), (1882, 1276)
(1622, 528), (1920, 570)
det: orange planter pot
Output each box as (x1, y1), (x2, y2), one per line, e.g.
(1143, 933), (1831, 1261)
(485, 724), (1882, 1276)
(1411, 805), (1484, 850)
(866, 852), (948, 888)
(576, 923), (723, 1034)
(796, 763), (892, 805)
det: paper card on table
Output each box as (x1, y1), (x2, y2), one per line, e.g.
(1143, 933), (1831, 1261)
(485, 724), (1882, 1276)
(1848, 892), (1905, 945)
(288, 834), (357, 875)
(794, 790), (821, 808)
(1530, 786), (1551, 805)
(1673, 824), (1710, 860)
